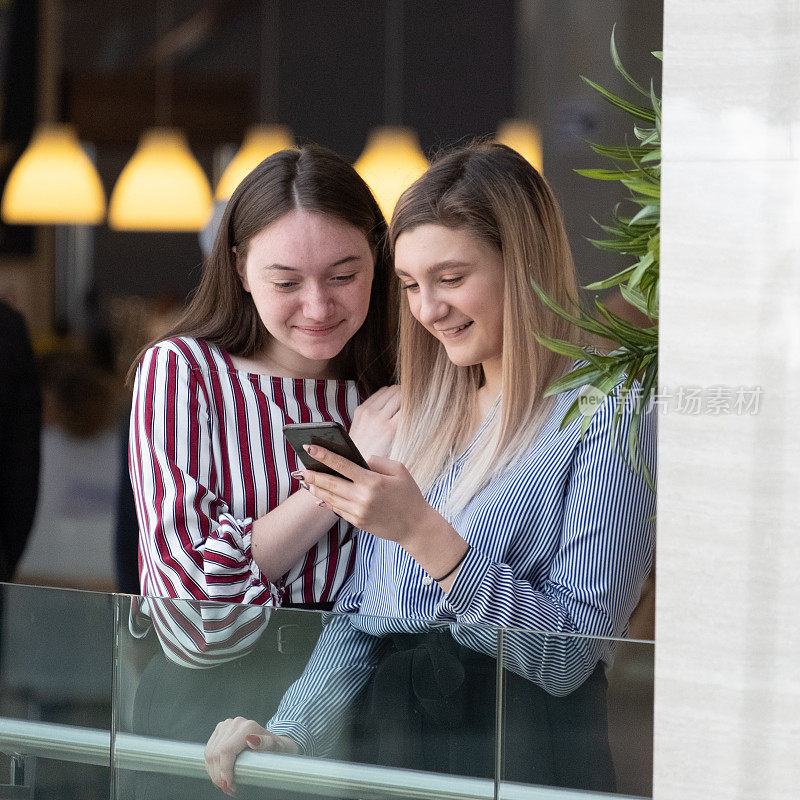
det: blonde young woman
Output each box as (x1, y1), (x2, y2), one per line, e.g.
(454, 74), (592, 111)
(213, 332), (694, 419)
(205, 142), (656, 795)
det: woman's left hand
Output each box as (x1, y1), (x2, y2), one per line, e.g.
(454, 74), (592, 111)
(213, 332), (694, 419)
(297, 445), (431, 546)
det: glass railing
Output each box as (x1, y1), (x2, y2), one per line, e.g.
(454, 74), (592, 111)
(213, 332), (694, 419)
(0, 582), (653, 799)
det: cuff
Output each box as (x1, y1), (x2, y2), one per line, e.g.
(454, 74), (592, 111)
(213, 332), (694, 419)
(436, 544), (493, 618)
(203, 516), (255, 572)
(267, 719), (316, 757)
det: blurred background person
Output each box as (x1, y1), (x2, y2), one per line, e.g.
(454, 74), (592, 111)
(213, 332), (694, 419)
(14, 347), (120, 588)
(0, 298), (40, 583)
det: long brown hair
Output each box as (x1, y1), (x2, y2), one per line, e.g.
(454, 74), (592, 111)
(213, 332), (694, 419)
(389, 141), (578, 511)
(128, 144), (396, 395)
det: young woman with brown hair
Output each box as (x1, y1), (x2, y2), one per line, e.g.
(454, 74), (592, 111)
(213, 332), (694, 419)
(129, 143), (398, 659)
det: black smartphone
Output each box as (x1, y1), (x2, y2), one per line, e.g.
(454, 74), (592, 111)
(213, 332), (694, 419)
(283, 421), (370, 477)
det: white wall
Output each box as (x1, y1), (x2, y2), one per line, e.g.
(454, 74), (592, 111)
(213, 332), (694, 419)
(655, 2), (800, 798)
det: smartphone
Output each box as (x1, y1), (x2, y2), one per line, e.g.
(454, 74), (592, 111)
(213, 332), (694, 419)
(282, 421), (370, 477)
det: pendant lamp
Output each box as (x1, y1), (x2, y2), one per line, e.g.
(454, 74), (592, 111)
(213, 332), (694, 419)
(496, 119), (544, 174)
(354, 126), (427, 219)
(355, 0), (426, 220)
(1, 124), (106, 225)
(108, 128), (212, 231)
(215, 124), (293, 202)
(108, 0), (212, 231)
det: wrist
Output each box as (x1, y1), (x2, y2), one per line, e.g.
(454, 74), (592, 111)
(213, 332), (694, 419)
(403, 505), (467, 580)
(403, 501), (438, 554)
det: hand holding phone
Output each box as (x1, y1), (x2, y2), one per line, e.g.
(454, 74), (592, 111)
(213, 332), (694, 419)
(283, 422), (370, 478)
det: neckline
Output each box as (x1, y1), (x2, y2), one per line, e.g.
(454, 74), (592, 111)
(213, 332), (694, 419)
(454, 399), (499, 464)
(214, 342), (355, 384)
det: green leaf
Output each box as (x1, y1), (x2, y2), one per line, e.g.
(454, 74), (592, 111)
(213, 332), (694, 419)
(650, 79), (662, 122)
(545, 363), (605, 395)
(627, 196), (658, 208)
(621, 176), (661, 198)
(584, 265), (637, 291)
(588, 142), (657, 161)
(579, 411), (594, 438)
(612, 367), (641, 433)
(647, 282), (659, 317)
(639, 149), (662, 164)
(629, 203), (659, 225)
(574, 168), (633, 181)
(559, 398), (583, 430)
(533, 333), (594, 362)
(594, 300), (658, 346)
(652, 50), (663, 61)
(620, 282), (652, 316)
(610, 24), (650, 97)
(634, 125), (659, 146)
(531, 286), (637, 346)
(580, 76), (657, 122)
(629, 251), (655, 289)
(586, 237), (649, 256)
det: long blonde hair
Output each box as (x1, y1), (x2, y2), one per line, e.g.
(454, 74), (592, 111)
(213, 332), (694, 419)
(389, 142), (579, 514)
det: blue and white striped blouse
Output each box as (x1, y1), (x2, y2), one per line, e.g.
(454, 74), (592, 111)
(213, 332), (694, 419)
(268, 382), (656, 756)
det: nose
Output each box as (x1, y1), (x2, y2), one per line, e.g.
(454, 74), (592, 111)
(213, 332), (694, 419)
(414, 287), (448, 327)
(301, 284), (335, 320)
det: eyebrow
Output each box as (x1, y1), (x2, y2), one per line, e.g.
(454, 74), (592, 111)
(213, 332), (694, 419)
(394, 260), (471, 277)
(263, 255), (363, 272)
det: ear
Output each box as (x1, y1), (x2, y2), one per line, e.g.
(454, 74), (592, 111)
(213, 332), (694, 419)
(233, 246), (251, 293)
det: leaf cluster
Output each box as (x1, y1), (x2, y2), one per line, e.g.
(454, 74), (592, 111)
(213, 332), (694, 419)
(534, 28), (661, 491)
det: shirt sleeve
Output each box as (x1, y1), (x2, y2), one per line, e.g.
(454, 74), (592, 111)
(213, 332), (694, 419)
(267, 533), (386, 756)
(435, 386), (657, 696)
(130, 343), (273, 663)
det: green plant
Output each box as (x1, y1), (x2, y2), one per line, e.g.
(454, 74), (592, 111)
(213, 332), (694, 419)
(533, 29), (661, 490)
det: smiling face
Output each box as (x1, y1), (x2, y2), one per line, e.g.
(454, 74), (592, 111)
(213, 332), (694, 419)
(236, 209), (375, 376)
(394, 224), (505, 387)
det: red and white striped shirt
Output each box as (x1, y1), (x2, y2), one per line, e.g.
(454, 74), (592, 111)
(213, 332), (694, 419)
(129, 337), (361, 664)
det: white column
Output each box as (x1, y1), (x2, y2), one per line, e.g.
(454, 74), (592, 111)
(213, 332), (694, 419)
(655, 2), (800, 799)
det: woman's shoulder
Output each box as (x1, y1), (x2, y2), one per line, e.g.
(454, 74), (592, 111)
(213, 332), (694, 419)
(142, 336), (229, 376)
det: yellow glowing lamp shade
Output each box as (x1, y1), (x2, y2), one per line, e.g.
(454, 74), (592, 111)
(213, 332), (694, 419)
(215, 124), (294, 201)
(1, 124), (106, 224)
(354, 126), (428, 219)
(496, 119), (543, 174)
(109, 128), (213, 231)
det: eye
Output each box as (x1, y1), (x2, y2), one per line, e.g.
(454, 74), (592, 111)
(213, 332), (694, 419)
(441, 276), (462, 285)
(400, 282), (419, 292)
(331, 273), (357, 284)
(272, 281), (298, 290)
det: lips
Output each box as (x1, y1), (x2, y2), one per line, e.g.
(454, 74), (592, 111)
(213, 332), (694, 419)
(437, 321), (473, 339)
(294, 321), (343, 337)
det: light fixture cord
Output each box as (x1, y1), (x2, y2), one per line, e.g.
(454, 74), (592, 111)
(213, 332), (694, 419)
(259, 0), (280, 123)
(384, 0), (403, 126)
(154, 0), (174, 126)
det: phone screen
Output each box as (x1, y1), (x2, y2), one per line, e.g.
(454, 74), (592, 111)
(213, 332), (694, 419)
(283, 422), (370, 477)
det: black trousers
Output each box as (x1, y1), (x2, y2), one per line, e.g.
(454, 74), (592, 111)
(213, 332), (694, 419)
(347, 630), (616, 793)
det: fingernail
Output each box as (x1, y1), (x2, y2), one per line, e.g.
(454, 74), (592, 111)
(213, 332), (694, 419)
(290, 470), (303, 479)
(304, 444), (317, 455)
(298, 480), (310, 491)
